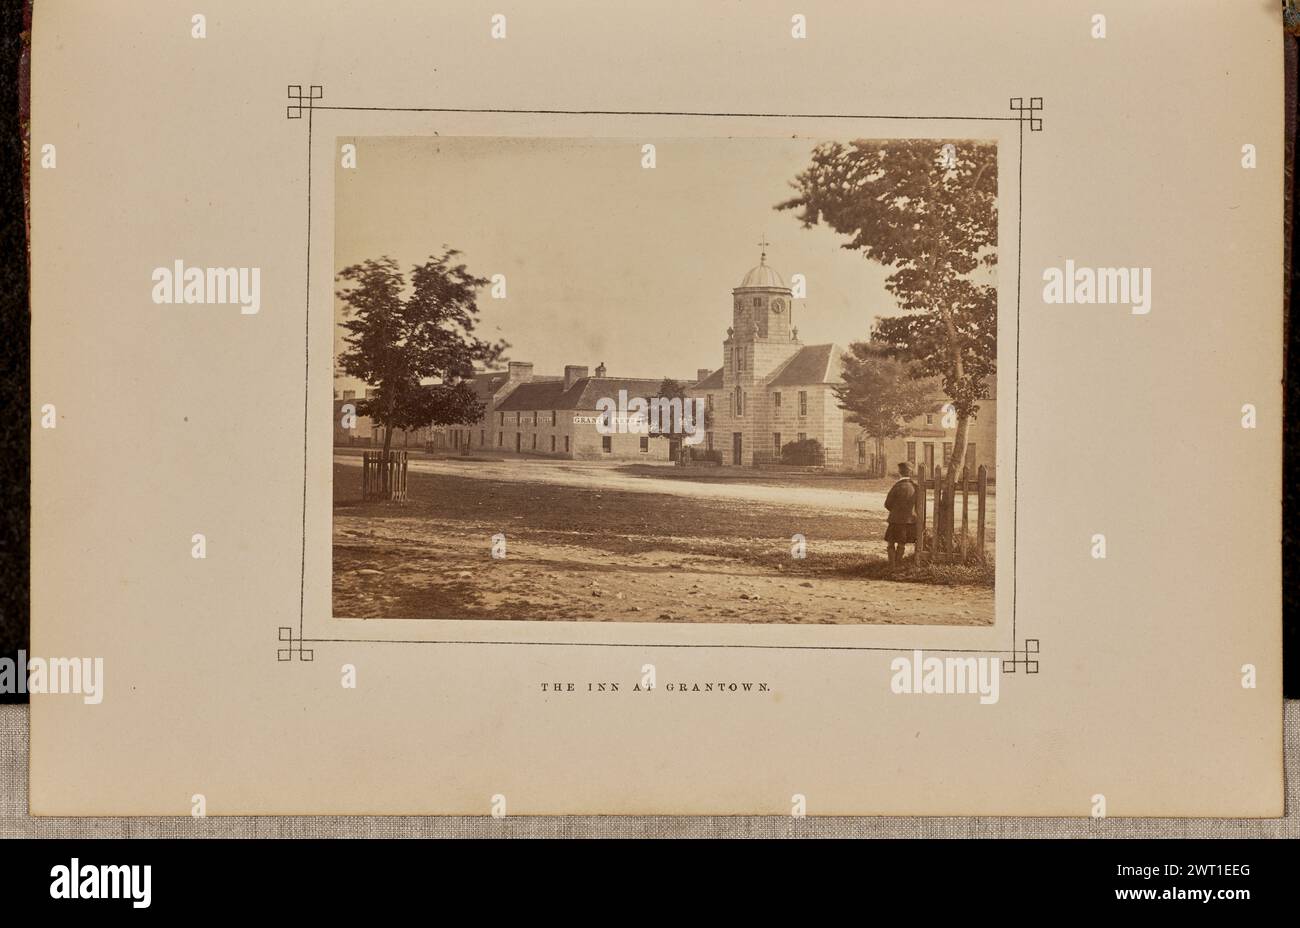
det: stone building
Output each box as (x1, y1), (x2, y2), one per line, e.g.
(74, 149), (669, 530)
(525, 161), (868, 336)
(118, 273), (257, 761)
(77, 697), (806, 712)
(333, 249), (996, 476)
(688, 249), (996, 476)
(691, 251), (850, 466)
(878, 378), (998, 480)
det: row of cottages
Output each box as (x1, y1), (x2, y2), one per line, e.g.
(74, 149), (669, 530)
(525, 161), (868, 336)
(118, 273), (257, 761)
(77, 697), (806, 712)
(332, 250), (996, 477)
(452, 361), (683, 461)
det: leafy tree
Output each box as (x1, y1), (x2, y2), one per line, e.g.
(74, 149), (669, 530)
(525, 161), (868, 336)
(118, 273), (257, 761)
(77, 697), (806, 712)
(646, 378), (687, 434)
(834, 343), (937, 475)
(336, 250), (507, 460)
(778, 139), (997, 489)
(645, 378), (704, 461)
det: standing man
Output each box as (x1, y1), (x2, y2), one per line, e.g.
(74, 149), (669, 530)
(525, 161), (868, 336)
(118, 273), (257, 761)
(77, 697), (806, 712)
(884, 462), (919, 569)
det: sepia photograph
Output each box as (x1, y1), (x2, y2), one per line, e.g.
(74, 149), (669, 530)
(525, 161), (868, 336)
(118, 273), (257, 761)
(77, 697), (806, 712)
(332, 136), (1000, 624)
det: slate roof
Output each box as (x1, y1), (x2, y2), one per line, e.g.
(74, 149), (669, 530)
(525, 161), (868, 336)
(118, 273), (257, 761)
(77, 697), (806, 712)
(493, 378), (571, 411)
(469, 370), (512, 402)
(767, 344), (845, 387)
(693, 368), (724, 391)
(495, 376), (682, 412)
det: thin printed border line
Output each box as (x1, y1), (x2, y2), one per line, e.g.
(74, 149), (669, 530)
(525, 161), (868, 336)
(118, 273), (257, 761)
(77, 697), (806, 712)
(294, 98), (1030, 664)
(313, 105), (1022, 121)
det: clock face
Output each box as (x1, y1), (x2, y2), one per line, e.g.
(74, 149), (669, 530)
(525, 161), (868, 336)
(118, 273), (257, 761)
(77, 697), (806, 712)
(772, 298), (786, 314)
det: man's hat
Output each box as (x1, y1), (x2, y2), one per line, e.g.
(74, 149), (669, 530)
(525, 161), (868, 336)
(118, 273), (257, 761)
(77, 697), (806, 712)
(897, 462), (912, 476)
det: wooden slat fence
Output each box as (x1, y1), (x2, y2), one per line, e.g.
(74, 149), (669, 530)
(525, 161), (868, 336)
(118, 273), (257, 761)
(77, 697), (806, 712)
(361, 450), (409, 502)
(912, 462), (989, 565)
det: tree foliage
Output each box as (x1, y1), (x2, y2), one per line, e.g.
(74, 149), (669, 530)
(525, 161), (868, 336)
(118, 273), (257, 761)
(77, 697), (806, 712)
(336, 250), (507, 453)
(834, 342), (937, 453)
(778, 139), (997, 482)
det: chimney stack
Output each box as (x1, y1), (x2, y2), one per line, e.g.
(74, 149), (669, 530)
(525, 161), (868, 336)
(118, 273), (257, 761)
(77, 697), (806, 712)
(594, 362), (607, 378)
(507, 361), (533, 382)
(563, 365), (589, 390)
(697, 368), (712, 383)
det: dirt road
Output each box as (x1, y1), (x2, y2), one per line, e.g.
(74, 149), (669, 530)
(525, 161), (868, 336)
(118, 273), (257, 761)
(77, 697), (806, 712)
(335, 453), (996, 527)
(332, 460), (995, 626)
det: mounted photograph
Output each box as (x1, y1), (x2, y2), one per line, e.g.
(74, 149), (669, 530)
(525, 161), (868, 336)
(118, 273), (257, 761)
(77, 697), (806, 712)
(332, 136), (1001, 625)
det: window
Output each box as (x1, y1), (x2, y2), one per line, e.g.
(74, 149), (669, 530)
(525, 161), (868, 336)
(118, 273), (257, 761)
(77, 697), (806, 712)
(705, 432), (713, 451)
(943, 442), (953, 465)
(564, 436), (570, 453)
(925, 413), (933, 425)
(499, 412), (504, 426)
(551, 410), (557, 426)
(639, 437), (649, 452)
(602, 436), (612, 453)
(551, 435), (556, 452)
(706, 394), (714, 411)
(532, 434), (538, 450)
(797, 432), (806, 443)
(532, 411), (537, 425)
(798, 391), (807, 416)
(515, 412), (521, 425)
(342, 390), (355, 400)
(497, 432), (503, 447)
(734, 387), (744, 416)
(966, 443), (976, 472)
(907, 441), (916, 463)
(857, 441), (867, 465)
(753, 296), (761, 307)
(480, 429), (485, 446)
(773, 432), (782, 452)
(773, 392), (782, 408)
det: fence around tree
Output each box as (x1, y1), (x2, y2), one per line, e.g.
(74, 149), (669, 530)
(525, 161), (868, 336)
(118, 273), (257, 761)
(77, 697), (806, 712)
(912, 462), (989, 564)
(361, 450), (409, 502)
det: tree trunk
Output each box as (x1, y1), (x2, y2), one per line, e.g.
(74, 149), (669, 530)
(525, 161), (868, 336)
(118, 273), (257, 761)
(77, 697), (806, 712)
(948, 414), (970, 485)
(944, 414), (971, 547)
(939, 299), (967, 498)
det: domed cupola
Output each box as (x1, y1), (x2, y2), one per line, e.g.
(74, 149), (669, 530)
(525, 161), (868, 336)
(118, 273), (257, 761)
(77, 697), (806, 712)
(731, 239), (793, 340)
(739, 258), (785, 289)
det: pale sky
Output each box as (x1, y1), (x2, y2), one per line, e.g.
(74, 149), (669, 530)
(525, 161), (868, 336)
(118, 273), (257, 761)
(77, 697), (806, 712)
(334, 136), (973, 386)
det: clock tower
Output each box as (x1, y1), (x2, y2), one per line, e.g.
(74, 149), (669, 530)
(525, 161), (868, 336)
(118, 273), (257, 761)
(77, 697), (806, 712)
(725, 239), (800, 387)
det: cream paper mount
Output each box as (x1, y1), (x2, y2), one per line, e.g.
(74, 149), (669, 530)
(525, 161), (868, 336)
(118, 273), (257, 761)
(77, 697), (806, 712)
(28, 0), (1283, 817)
